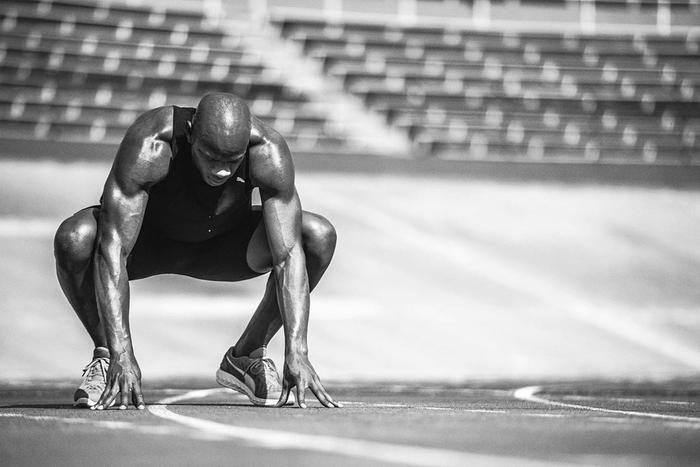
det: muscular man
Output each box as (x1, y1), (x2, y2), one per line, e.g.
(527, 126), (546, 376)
(54, 92), (340, 410)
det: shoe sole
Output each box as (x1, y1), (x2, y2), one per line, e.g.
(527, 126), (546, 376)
(216, 368), (294, 406)
(73, 398), (115, 409)
(73, 397), (94, 408)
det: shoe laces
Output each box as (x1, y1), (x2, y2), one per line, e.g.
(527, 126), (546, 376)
(248, 358), (281, 388)
(81, 357), (108, 390)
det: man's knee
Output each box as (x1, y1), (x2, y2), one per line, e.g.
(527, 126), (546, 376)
(54, 211), (97, 269)
(302, 213), (337, 260)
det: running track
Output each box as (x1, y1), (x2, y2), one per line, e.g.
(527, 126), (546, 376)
(1, 380), (699, 466)
(2, 160), (700, 465)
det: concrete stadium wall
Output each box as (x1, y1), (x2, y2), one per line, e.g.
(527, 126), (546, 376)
(3, 138), (700, 188)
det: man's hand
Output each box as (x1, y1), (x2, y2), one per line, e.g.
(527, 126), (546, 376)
(275, 352), (341, 408)
(93, 350), (145, 410)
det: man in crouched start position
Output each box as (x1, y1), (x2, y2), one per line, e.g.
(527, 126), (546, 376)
(54, 92), (340, 410)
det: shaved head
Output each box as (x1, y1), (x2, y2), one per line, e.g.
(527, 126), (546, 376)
(191, 92), (251, 158)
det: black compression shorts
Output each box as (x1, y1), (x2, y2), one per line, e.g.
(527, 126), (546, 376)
(85, 206), (266, 282)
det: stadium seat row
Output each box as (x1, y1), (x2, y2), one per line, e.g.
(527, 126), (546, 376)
(273, 16), (700, 162)
(0, 0), (351, 154)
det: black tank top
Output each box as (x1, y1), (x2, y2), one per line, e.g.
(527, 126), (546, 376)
(142, 106), (253, 242)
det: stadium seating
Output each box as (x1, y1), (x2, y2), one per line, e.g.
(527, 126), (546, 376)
(1, 0), (698, 164)
(273, 16), (700, 163)
(0, 0), (347, 152)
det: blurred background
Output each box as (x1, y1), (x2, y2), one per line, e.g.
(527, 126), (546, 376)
(0, 0), (699, 384)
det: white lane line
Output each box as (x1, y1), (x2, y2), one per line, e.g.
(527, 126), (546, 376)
(514, 386), (700, 427)
(148, 388), (573, 467)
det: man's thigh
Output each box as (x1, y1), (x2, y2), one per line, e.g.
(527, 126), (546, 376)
(244, 209), (335, 274)
(127, 210), (266, 282)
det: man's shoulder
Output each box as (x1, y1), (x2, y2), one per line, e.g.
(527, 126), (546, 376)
(111, 106), (176, 189)
(126, 106), (175, 143)
(247, 116), (294, 192)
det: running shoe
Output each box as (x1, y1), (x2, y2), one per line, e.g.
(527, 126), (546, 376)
(216, 347), (292, 406)
(73, 347), (110, 408)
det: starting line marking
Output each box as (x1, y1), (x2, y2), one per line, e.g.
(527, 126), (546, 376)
(514, 386), (700, 427)
(147, 388), (570, 467)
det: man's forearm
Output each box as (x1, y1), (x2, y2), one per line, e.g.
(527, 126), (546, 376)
(274, 244), (310, 355)
(93, 240), (134, 354)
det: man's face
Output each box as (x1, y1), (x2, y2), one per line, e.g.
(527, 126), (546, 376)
(190, 137), (246, 187)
